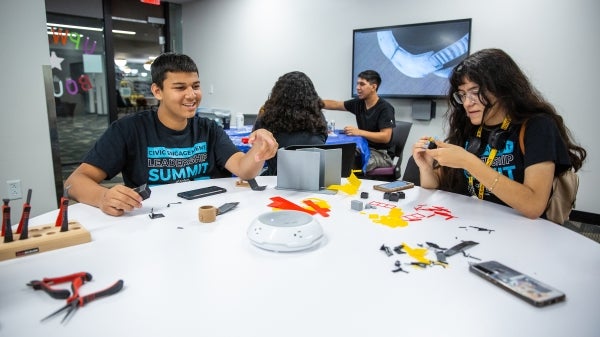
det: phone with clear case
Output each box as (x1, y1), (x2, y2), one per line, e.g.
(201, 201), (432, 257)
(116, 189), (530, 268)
(470, 260), (565, 307)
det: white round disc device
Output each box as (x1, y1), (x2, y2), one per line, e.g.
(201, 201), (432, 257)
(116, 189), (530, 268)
(247, 210), (324, 252)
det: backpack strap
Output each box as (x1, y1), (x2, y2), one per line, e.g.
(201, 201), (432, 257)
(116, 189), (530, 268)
(518, 118), (577, 223)
(519, 120), (527, 155)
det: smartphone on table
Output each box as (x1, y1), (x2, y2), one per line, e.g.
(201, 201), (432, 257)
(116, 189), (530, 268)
(177, 186), (227, 200)
(373, 180), (415, 192)
(469, 260), (566, 307)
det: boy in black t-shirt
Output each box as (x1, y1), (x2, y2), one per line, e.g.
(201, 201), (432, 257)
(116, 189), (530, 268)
(65, 53), (278, 216)
(323, 70), (396, 171)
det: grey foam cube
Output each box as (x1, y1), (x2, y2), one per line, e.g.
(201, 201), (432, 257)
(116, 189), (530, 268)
(351, 200), (364, 211)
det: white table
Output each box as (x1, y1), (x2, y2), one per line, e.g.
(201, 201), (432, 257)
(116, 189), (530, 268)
(1, 177), (599, 337)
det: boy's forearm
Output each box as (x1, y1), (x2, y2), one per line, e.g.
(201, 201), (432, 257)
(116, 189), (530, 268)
(65, 174), (107, 208)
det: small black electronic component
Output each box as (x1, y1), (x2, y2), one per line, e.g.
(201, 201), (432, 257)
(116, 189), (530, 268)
(247, 178), (266, 191)
(148, 208), (164, 219)
(393, 245), (406, 254)
(380, 244), (393, 257)
(133, 183), (152, 200)
(470, 225), (495, 233)
(425, 242), (446, 250)
(426, 137), (438, 149)
(436, 251), (448, 264)
(217, 202), (239, 215)
(462, 250), (481, 261)
(444, 240), (479, 257)
(392, 260), (408, 273)
(388, 192), (400, 202)
(360, 192), (369, 199)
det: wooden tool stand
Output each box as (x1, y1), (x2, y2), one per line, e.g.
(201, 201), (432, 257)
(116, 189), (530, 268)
(0, 221), (91, 261)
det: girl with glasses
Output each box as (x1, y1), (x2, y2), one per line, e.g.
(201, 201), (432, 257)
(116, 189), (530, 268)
(411, 48), (586, 221)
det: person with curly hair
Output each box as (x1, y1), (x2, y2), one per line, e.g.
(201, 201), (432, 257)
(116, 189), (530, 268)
(253, 71), (328, 175)
(412, 48), (586, 220)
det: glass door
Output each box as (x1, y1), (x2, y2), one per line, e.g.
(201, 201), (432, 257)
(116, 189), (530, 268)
(46, 13), (108, 182)
(46, 1), (175, 190)
(112, 17), (163, 118)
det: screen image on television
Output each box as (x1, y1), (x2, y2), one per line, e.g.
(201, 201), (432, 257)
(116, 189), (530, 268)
(352, 18), (472, 99)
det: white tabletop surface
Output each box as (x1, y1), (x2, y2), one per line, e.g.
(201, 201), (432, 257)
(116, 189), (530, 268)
(0, 177), (599, 337)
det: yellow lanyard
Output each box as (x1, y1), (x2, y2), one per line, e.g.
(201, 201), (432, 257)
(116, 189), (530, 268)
(468, 117), (511, 199)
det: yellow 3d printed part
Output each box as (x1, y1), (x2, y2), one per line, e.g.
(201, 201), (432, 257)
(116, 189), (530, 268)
(371, 207), (409, 228)
(401, 242), (431, 264)
(327, 170), (362, 195)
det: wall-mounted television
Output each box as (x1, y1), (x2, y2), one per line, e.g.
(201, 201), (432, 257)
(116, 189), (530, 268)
(352, 18), (472, 99)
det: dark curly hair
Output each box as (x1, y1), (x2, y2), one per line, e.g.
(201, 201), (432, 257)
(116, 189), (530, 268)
(440, 48), (586, 191)
(259, 71), (327, 135)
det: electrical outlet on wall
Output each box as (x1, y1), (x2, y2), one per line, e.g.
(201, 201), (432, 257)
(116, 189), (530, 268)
(7, 180), (22, 200)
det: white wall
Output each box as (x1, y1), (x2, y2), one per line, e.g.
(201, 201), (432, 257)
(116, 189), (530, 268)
(0, 0), (57, 222)
(182, 0), (599, 214)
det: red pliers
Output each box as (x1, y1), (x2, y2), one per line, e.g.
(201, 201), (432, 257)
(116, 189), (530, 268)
(41, 275), (124, 324)
(27, 272), (92, 300)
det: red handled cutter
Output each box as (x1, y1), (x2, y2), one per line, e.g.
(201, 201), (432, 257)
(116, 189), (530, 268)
(41, 276), (124, 324)
(27, 272), (92, 300)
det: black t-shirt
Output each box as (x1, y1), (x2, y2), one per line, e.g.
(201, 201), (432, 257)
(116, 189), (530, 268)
(343, 97), (395, 150)
(83, 110), (239, 187)
(461, 114), (571, 206)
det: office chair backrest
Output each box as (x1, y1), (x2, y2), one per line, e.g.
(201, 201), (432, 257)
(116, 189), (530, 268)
(364, 121), (412, 181)
(389, 121), (412, 164)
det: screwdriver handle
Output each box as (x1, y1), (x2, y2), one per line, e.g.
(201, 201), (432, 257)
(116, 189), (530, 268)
(17, 204), (31, 238)
(2, 200), (12, 243)
(17, 189), (32, 237)
(55, 197), (69, 231)
(1, 199), (10, 238)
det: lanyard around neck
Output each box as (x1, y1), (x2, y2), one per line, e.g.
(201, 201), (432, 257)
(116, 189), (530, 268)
(468, 116), (511, 199)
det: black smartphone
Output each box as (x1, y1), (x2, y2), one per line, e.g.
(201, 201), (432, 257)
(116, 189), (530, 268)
(177, 186), (227, 200)
(469, 260), (566, 307)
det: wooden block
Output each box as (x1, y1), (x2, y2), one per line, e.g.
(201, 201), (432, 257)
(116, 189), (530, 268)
(0, 221), (91, 261)
(235, 179), (250, 188)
